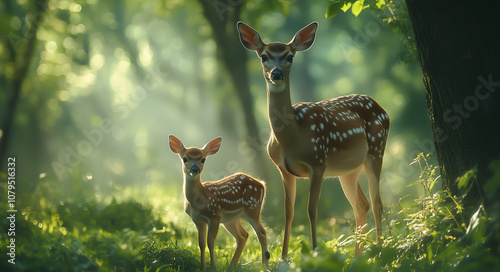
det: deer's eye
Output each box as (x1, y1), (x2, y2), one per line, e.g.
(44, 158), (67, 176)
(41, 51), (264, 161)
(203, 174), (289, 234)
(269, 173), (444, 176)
(201, 158), (206, 164)
(183, 158), (188, 163)
(261, 54), (268, 62)
(287, 55), (294, 63)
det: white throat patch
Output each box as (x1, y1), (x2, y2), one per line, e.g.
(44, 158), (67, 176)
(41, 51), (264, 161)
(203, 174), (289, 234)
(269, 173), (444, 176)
(267, 81), (286, 93)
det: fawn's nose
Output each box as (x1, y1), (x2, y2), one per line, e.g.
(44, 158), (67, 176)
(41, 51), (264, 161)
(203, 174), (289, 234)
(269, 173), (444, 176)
(190, 165), (201, 174)
(271, 68), (284, 81)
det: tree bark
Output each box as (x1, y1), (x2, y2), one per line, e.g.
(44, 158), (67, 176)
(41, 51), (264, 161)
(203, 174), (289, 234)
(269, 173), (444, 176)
(405, 0), (500, 202)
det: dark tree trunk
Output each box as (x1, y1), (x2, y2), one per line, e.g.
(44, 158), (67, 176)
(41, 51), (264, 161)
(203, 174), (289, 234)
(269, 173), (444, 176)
(285, 0), (316, 102)
(197, 0), (268, 177)
(0, 0), (47, 168)
(405, 0), (500, 203)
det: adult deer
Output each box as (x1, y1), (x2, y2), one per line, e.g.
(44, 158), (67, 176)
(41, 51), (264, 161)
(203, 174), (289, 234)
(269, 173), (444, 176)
(237, 21), (390, 257)
(169, 135), (270, 271)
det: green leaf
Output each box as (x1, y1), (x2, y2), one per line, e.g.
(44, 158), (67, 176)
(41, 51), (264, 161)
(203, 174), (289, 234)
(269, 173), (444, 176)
(465, 205), (486, 244)
(390, 219), (404, 230)
(457, 166), (477, 195)
(375, 0), (386, 9)
(352, 0), (364, 17)
(429, 176), (440, 191)
(341, 2), (352, 12)
(427, 245), (433, 264)
(399, 194), (418, 210)
(326, 2), (343, 19)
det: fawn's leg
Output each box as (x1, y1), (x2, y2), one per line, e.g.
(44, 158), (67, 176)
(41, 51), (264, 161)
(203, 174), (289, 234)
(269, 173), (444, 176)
(224, 220), (249, 270)
(246, 213), (270, 267)
(196, 223), (207, 271)
(207, 219), (220, 270)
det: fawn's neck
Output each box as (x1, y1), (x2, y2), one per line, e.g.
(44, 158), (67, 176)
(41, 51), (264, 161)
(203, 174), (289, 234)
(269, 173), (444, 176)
(267, 80), (299, 146)
(183, 174), (205, 204)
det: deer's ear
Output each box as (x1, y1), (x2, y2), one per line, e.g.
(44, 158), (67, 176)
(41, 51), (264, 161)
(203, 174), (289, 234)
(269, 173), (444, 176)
(237, 21), (264, 51)
(169, 135), (185, 154)
(203, 137), (222, 155)
(290, 22), (318, 52)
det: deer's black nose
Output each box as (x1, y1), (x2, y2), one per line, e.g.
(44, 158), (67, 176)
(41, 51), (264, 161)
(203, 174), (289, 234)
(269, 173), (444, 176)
(190, 165), (200, 174)
(271, 69), (284, 81)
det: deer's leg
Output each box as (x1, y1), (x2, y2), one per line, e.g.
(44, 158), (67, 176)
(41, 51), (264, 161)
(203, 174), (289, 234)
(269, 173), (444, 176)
(207, 219), (220, 270)
(339, 167), (370, 256)
(364, 158), (384, 246)
(280, 166), (296, 260)
(307, 168), (325, 250)
(245, 212), (270, 267)
(223, 220), (248, 270)
(196, 223), (207, 271)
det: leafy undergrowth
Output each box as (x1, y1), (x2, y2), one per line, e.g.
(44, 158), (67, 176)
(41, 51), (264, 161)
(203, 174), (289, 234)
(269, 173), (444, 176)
(285, 154), (500, 272)
(1, 154), (499, 271)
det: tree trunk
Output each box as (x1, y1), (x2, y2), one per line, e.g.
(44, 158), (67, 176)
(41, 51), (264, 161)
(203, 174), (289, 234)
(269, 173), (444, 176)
(197, 0), (268, 177)
(405, 0), (500, 203)
(0, 0), (47, 167)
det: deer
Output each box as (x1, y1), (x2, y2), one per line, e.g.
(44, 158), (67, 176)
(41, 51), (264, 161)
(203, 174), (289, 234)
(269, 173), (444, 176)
(237, 21), (390, 257)
(169, 135), (270, 271)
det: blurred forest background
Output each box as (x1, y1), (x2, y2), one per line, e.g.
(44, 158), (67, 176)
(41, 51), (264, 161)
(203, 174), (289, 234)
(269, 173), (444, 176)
(0, 0), (459, 271)
(0, 0), (431, 220)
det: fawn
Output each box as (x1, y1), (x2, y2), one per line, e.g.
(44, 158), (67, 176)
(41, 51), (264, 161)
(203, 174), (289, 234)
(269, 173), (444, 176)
(169, 135), (270, 271)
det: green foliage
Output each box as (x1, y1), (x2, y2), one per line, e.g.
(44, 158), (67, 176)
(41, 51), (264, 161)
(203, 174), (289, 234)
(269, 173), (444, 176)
(326, 0), (385, 18)
(289, 153), (499, 271)
(2, 154), (500, 271)
(325, 0), (417, 62)
(325, 1), (344, 19)
(2, 200), (143, 271)
(56, 199), (164, 233)
(140, 239), (200, 272)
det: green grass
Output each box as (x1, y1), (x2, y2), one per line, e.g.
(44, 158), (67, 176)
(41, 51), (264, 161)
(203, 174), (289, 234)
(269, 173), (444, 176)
(2, 153), (499, 271)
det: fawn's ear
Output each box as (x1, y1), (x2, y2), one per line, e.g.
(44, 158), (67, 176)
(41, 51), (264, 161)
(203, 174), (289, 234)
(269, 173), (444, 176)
(237, 21), (264, 52)
(290, 21), (318, 52)
(169, 135), (185, 154)
(203, 137), (222, 156)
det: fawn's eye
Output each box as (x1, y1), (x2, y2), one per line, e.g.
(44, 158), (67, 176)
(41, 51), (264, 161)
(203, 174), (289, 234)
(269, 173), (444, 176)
(261, 54), (268, 62)
(287, 55), (294, 63)
(183, 158), (188, 163)
(201, 158), (206, 164)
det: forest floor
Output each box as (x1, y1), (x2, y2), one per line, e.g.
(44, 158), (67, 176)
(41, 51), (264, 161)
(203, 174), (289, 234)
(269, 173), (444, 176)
(1, 154), (499, 271)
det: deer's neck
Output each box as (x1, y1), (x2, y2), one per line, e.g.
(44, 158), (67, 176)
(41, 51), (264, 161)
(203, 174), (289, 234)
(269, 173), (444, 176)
(183, 174), (205, 204)
(267, 80), (298, 146)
